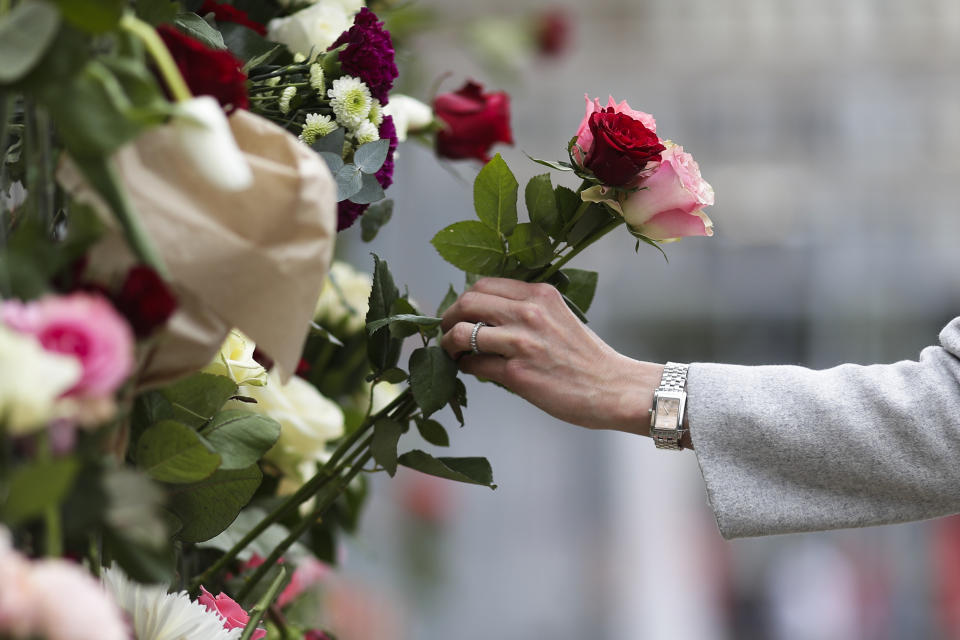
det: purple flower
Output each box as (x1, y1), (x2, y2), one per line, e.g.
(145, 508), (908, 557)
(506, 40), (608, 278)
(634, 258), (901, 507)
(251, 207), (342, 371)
(336, 115), (398, 231)
(329, 8), (398, 105)
(337, 200), (367, 231)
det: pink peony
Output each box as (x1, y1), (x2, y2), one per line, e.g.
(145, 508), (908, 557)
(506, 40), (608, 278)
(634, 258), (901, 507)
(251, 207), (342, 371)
(1, 293), (134, 397)
(198, 586), (266, 640)
(573, 95), (657, 165)
(619, 143), (714, 240)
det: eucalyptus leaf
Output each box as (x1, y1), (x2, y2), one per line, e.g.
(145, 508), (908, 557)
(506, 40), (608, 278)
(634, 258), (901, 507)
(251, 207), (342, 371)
(525, 173), (561, 235)
(473, 153), (518, 236)
(372, 418), (405, 476)
(398, 450), (496, 489)
(437, 284), (458, 316)
(415, 418), (449, 447)
(318, 151), (344, 174)
(431, 220), (505, 276)
(167, 465), (263, 542)
(561, 268), (598, 314)
(354, 138), (390, 174)
(161, 373), (238, 428)
(136, 420), (222, 484)
(174, 12), (226, 49)
(348, 172), (385, 205)
(0, 0), (61, 84)
(507, 222), (552, 269)
(2, 459), (79, 525)
(200, 410), (281, 470)
(409, 346), (458, 417)
(311, 127), (345, 155)
(360, 200), (393, 242)
(335, 164), (363, 201)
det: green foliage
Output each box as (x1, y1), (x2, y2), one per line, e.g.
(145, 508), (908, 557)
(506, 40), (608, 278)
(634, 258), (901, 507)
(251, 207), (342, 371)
(415, 418), (449, 447)
(567, 202), (614, 246)
(354, 138), (390, 174)
(431, 220), (505, 275)
(365, 314), (442, 336)
(1, 459), (79, 525)
(312, 127), (345, 155)
(167, 465), (263, 542)
(507, 222), (552, 269)
(0, 1), (61, 84)
(525, 173), (561, 236)
(350, 172), (385, 205)
(371, 418), (405, 476)
(160, 373), (239, 428)
(135, 0), (180, 25)
(473, 153), (518, 236)
(561, 269), (599, 314)
(218, 22), (280, 70)
(51, 0), (124, 34)
(174, 12), (227, 49)
(360, 200), (393, 242)
(200, 410), (282, 471)
(554, 185), (580, 226)
(198, 507), (311, 563)
(136, 420), (222, 483)
(398, 450), (496, 489)
(436, 284), (458, 316)
(365, 254), (402, 373)
(409, 346), (458, 417)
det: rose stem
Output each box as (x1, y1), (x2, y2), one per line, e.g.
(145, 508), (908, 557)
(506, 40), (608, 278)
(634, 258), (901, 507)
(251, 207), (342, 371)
(534, 216), (624, 283)
(120, 15), (192, 103)
(239, 565), (287, 640)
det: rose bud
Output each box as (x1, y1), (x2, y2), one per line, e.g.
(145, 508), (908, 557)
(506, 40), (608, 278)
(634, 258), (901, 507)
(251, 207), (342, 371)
(434, 80), (513, 163)
(114, 265), (178, 338)
(199, 0), (267, 36)
(535, 8), (571, 58)
(582, 109), (665, 187)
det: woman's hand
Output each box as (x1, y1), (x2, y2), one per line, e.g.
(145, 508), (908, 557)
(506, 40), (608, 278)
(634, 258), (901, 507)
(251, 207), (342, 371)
(440, 278), (663, 433)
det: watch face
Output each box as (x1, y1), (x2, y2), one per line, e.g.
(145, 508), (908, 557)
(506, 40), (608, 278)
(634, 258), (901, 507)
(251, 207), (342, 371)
(655, 396), (680, 428)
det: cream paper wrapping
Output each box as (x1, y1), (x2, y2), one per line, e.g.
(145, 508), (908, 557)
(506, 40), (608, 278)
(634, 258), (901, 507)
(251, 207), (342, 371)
(59, 110), (336, 386)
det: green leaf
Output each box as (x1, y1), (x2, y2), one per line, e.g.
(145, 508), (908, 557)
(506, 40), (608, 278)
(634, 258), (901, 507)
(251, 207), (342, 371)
(448, 378), (467, 426)
(415, 418), (449, 447)
(554, 185), (580, 225)
(51, 0), (123, 33)
(335, 164), (363, 201)
(507, 222), (552, 269)
(360, 200), (393, 242)
(398, 450), (496, 489)
(0, 0), (60, 84)
(365, 254), (402, 372)
(372, 418), (405, 476)
(167, 466), (263, 542)
(101, 467), (171, 550)
(526, 154), (574, 172)
(525, 173), (561, 235)
(2, 459), (79, 525)
(161, 373), (239, 428)
(312, 127), (345, 155)
(354, 139), (390, 174)
(378, 367), (408, 383)
(561, 269), (598, 314)
(348, 172), (385, 205)
(387, 297), (422, 338)
(218, 22), (279, 69)
(366, 314), (442, 335)
(136, 420), (222, 483)
(174, 12), (227, 49)
(135, 0), (180, 25)
(567, 203), (614, 246)
(318, 151), (344, 174)
(197, 507), (311, 563)
(431, 220), (505, 276)
(436, 284), (458, 316)
(473, 153), (518, 236)
(200, 410), (281, 470)
(409, 346), (458, 417)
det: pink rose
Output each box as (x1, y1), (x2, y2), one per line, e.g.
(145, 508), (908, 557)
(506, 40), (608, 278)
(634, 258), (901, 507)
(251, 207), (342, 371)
(198, 586), (266, 640)
(619, 143), (714, 240)
(276, 558), (330, 609)
(1, 293), (134, 397)
(573, 95), (657, 165)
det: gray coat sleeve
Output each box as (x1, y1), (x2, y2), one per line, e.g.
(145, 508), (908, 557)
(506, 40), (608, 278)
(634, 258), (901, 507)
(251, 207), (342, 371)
(687, 316), (960, 539)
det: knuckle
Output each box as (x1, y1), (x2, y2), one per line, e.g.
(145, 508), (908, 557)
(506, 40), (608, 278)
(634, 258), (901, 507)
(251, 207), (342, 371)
(459, 291), (482, 312)
(520, 303), (545, 326)
(471, 278), (493, 293)
(532, 283), (557, 301)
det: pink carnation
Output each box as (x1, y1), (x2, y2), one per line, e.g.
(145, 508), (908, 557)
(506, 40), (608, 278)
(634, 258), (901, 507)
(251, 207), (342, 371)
(1, 293), (134, 397)
(198, 586), (266, 640)
(573, 95), (657, 165)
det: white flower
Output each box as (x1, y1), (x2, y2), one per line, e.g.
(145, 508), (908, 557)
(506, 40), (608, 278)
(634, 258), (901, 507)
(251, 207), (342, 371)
(102, 565), (240, 640)
(1, 181), (27, 212)
(328, 76), (372, 129)
(309, 63), (326, 95)
(299, 113), (337, 145)
(292, 52), (308, 63)
(267, 1), (356, 58)
(383, 94), (433, 142)
(0, 323), (81, 435)
(313, 260), (373, 333)
(279, 86), (297, 115)
(367, 98), (383, 127)
(173, 96), (253, 192)
(202, 329), (268, 387)
(352, 120), (380, 145)
(265, 76), (280, 87)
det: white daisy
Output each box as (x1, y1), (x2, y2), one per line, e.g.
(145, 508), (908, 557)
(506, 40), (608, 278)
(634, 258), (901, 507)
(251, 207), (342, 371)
(367, 98), (383, 127)
(327, 76), (372, 129)
(279, 86), (297, 115)
(309, 64), (326, 96)
(299, 113), (338, 145)
(352, 120), (380, 145)
(102, 566), (241, 640)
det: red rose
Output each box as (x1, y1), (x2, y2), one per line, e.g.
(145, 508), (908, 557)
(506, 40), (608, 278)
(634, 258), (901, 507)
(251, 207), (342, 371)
(200, 0), (267, 36)
(114, 265), (178, 338)
(434, 81), (513, 163)
(157, 24), (249, 113)
(535, 8), (571, 58)
(583, 109), (665, 187)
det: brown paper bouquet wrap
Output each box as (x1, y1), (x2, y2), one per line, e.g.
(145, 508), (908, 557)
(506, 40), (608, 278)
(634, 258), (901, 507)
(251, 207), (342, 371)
(59, 110), (336, 386)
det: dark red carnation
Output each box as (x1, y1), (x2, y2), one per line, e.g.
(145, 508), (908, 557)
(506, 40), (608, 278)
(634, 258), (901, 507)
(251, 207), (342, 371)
(336, 115), (398, 231)
(157, 24), (249, 113)
(535, 8), (571, 58)
(583, 109), (665, 187)
(114, 265), (178, 338)
(200, 0), (267, 36)
(329, 8), (397, 105)
(434, 81), (513, 163)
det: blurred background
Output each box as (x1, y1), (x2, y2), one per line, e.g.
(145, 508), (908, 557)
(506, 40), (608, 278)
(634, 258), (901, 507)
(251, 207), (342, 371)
(335, 0), (960, 638)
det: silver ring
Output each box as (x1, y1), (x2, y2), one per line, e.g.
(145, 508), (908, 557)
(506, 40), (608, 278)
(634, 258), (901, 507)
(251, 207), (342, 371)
(470, 321), (487, 355)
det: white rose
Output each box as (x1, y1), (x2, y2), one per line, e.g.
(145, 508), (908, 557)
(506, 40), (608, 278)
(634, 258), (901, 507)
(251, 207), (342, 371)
(267, 0), (359, 58)
(383, 94), (434, 142)
(0, 325), (81, 435)
(314, 261), (372, 333)
(203, 329), (268, 387)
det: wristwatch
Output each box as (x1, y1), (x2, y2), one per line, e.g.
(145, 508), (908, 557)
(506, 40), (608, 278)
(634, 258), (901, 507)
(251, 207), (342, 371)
(649, 362), (689, 450)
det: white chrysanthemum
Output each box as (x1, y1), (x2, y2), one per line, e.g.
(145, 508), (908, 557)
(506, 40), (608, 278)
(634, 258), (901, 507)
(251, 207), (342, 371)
(279, 86), (297, 115)
(299, 113), (338, 145)
(265, 76), (280, 87)
(102, 566), (240, 640)
(352, 120), (380, 145)
(367, 98), (383, 127)
(308, 64), (325, 96)
(292, 52), (308, 63)
(328, 76), (372, 129)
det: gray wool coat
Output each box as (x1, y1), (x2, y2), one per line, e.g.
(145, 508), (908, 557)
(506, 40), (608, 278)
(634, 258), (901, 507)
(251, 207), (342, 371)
(687, 316), (960, 539)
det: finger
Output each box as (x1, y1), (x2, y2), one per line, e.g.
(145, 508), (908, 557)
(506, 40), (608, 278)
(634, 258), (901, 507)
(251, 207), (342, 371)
(457, 353), (509, 385)
(469, 277), (544, 301)
(440, 290), (525, 332)
(440, 321), (517, 359)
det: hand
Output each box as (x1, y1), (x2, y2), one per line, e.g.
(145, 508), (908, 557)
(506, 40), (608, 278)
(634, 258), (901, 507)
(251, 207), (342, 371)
(440, 278), (663, 433)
